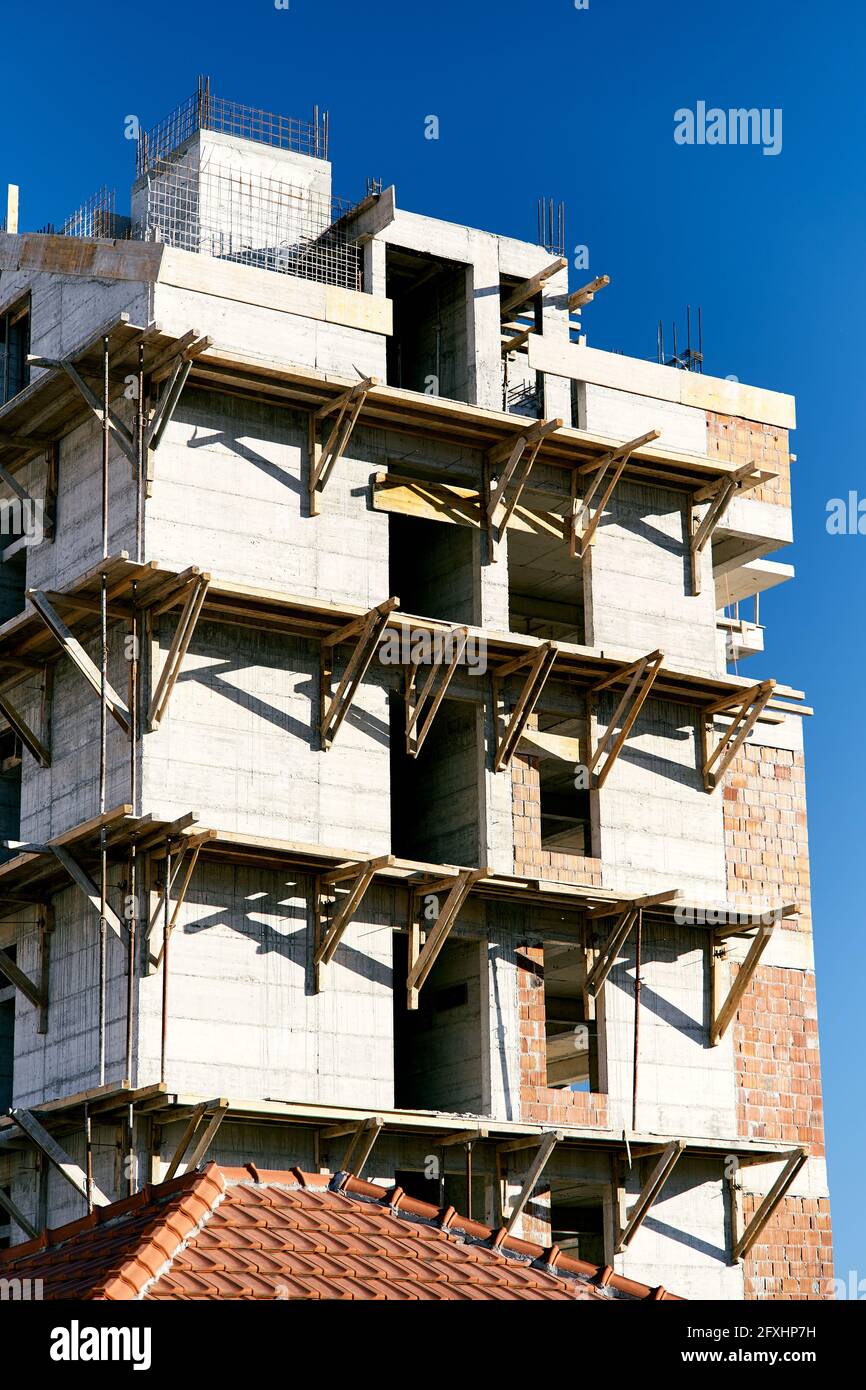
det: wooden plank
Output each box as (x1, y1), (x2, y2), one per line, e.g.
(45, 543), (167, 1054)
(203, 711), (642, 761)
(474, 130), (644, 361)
(500, 259), (567, 317)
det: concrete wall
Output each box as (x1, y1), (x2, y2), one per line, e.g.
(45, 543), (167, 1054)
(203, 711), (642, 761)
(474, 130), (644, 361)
(137, 863), (394, 1107)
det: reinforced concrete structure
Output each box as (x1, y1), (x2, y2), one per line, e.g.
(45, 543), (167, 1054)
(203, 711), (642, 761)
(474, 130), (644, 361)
(0, 81), (830, 1300)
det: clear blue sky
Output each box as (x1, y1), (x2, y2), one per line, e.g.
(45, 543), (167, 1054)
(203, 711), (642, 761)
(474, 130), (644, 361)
(1, 0), (861, 1287)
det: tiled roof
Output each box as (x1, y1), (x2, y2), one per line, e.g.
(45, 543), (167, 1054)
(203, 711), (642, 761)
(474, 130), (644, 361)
(0, 1162), (682, 1300)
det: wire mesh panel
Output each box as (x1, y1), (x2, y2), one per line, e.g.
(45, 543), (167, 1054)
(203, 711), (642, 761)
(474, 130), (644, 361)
(137, 158), (362, 291)
(137, 81), (328, 175)
(59, 187), (127, 240)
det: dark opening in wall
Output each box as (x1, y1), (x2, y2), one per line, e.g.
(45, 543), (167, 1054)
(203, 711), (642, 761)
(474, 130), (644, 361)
(0, 727), (21, 866)
(393, 932), (484, 1113)
(0, 296), (30, 407)
(0, 546), (27, 626)
(0, 944), (16, 1113)
(386, 248), (469, 402)
(389, 513), (477, 627)
(550, 1186), (606, 1265)
(0, 1188), (11, 1249)
(543, 942), (599, 1092)
(389, 694), (480, 867)
(394, 1166), (487, 1220)
(500, 277), (540, 417)
(507, 529), (585, 643)
(539, 751), (591, 855)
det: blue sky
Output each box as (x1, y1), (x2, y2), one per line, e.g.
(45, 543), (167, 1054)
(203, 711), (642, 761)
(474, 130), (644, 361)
(1, 0), (861, 1286)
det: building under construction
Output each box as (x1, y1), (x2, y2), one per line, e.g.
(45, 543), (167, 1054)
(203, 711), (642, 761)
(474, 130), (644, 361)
(0, 82), (830, 1301)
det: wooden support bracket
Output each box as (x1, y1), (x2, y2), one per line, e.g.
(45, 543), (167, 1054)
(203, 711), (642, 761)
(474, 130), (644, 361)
(147, 574), (210, 727)
(689, 462), (771, 596)
(333, 1116), (384, 1176)
(0, 690), (51, 767)
(486, 418), (562, 555)
(709, 908), (794, 1044)
(0, 1184), (38, 1239)
(731, 1148), (808, 1262)
(571, 430), (660, 558)
(407, 867), (487, 1009)
(616, 1138), (686, 1252)
(145, 338), (211, 453)
(48, 844), (127, 942)
(0, 946), (47, 1016)
(701, 680), (775, 792)
(492, 642), (558, 772)
(587, 650), (664, 789)
(0, 458), (55, 548)
(9, 1108), (112, 1207)
(405, 627), (468, 757)
(57, 359), (138, 469)
(308, 375), (377, 515)
(320, 596), (398, 749)
(584, 891), (678, 1003)
(503, 1130), (562, 1233)
(313, 854), (393, 990)
(27, 589), (131, 735)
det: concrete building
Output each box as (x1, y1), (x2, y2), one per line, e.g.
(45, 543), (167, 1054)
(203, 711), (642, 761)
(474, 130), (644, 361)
(0, 81), (831, 1300)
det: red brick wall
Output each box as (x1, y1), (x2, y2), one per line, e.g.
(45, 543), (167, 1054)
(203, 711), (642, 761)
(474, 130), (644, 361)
(741, 1196), (833, 1300)
(733, 965), (825, 1155)
(706, 412), (791, 507)
(724, 744), (811, 933)
(724, 739), (832, 1298)
(512, 754), (602, 887)
(516, 945), (607, 1127)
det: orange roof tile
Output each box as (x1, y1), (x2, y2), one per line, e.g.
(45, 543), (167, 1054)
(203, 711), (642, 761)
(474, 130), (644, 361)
(0, 1162), (682, 1300)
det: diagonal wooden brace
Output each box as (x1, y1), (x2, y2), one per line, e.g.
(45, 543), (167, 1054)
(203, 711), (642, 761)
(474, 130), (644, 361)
(0, 946), (47, 1012)
(617, 1139), (686, 1251)
(689, 462), (769, 596)
(309, 375), (377, 515)
(407, 867), (487, 1009)
(48, 844), (127, 942)
(10, 1108), (112, 1208)
(493, 642), (558, 772)
(486, 418), (562, 554)
(28, 589), (131, 734)
(571, 430), (660, 558)
(585, 890), (679, 1004)
(732, 1149), (808, 1261)
(702, 680), (775, 792)
(313, 854), (393, 989)
(320, 596), (398, 749)
(147, 574), (210, 727)
(710, 912), (785, 1045)
(0, 690), (50, 767)
(405, 627), (469, 757)
(59, 360), (137, 468)
(503, 1130), (562, 1234)
(588, 650), (663, 789)
(0, 1185), (37, 1240)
